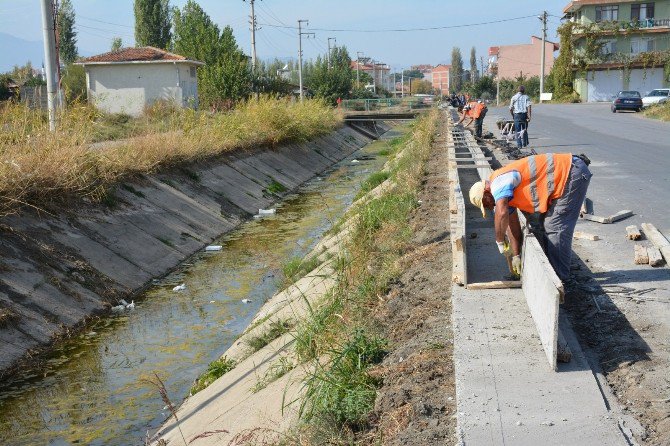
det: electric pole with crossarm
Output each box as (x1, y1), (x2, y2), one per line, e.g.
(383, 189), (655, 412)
(298, 20), (314, 101)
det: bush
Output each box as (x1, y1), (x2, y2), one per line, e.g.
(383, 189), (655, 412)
(61, 64), (87, 103)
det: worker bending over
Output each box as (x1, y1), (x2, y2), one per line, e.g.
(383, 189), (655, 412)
(468, 153), (592, 282)
(457, 100), (488, 138)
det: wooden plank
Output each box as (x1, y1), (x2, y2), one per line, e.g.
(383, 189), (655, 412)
(626, 225), (642, 240)
(606, 210), (633, 224)
(581, 213), (608, 224)
(648, 246), (664, 267)
(634, 245), (649, 265)
(467, 281), (522, 290)
(573, 231), (600, 241)
(641, 223), (670, 263)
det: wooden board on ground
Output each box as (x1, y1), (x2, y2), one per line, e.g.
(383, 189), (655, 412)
(573, 231), (600, 241)
(581, 213), (608, 224)
(641, 223), (670, 263)
(626, 225), (642, 240)
(607, 210), (633, 223)
(467, 281), (522, 290)
(648, 246), (664, 267)
(634, 245), (649, 265)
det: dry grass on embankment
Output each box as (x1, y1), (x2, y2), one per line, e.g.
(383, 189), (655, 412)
(642, 102), (670, 121)
(0, 97), (341, 216)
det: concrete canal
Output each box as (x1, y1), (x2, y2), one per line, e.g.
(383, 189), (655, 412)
(0, 129), (401, 445)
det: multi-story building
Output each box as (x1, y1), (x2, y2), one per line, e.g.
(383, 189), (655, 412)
(351, 59), (392, 92)
(487, 36), (559, 80)
(431, 64), (451, 95)
(563, 0), (670, 101)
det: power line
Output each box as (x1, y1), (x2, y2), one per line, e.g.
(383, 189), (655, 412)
(78, 15), (134, 29)
(257, 14), (541, 33)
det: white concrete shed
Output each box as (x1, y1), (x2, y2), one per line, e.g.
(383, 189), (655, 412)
(76, 47), (204, 116)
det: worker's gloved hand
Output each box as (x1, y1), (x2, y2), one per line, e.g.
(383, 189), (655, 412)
(512, 255), (522, 276)
(496, 240), (511, 256)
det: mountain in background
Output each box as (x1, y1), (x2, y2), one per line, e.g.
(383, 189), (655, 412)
(0, 33), (46, 73)
(0, 32), (97, 74)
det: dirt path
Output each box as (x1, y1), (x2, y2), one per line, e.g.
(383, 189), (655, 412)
(360, 127), (457, 445)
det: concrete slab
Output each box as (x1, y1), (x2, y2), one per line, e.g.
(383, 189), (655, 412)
(452, 286), (628, 446)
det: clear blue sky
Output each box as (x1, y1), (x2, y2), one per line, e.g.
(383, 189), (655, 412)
(1, 0), (570, 71)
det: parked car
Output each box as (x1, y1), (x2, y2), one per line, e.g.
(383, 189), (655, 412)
(642, 88), (670, 108)
(611, 91), (642, 113)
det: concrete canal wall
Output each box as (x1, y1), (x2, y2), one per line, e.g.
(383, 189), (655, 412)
(0, 124), (388, 379)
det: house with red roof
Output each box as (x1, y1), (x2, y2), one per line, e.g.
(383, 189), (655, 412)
(76, 47), (205, 116)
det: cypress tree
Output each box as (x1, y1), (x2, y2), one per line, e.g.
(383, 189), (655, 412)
(470, 47), (478, 82)
(57, 0), (78, 64)
(134, 0), (171, 49)
(451, 47), (464, 92)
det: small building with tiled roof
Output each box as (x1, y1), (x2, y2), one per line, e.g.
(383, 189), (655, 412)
(76, 47), (205, 116)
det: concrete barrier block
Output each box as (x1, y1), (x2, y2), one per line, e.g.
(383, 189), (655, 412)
(522, 234), (563, 371)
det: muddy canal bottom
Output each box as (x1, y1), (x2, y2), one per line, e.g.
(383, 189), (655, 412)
(0, 133), (399, 445)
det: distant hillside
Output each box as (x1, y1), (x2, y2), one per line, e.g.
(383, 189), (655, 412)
(0, 33), (45, 73)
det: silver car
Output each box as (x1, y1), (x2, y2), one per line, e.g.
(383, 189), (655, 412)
(642, 88), (670, 108)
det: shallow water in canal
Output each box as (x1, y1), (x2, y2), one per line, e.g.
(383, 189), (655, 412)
(0, 133), (399, 445)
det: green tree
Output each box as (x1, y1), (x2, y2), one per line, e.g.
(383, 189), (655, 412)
(0, 74), (12, 100)
(134, 0), (171, 49)
(552, 23), (576, 100)
(470, 47), (478, 82)
(410, 79), (434, 95)
(172, 1), (251, 106)
(57, 0), (78, 64)
(306, 46), (354, 104)
(111, 37), (123, 52)
(61, 64), (87, 103)
(451, 47), (464, 92)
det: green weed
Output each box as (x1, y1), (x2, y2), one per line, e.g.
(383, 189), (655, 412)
(266, 179), (287, 195)
(354, 171), (390, 200)
(282, 255), (322, 288)
(190, 356), (236, 395)
(246, 319), (293, 352)
(251, 356), (295, 393)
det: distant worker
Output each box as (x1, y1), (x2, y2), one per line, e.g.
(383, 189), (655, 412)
(457, 100), (487, 138)
(468, 153), (592, 282)
(510, 85), (531, 148)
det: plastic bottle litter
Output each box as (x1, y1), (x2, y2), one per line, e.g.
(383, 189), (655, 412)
(120, 299), (129, 306)
(241, 298), (252, 304)
(111, 304), (125, 312)
(205, 245), (222, 252)
(173, 283), (186, 292)
(258, 209), (276, 215)
(126, 300), (135, 309)
(351, 159), (360, 163)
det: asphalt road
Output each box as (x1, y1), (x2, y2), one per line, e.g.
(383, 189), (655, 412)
(485, 103), (670, 229)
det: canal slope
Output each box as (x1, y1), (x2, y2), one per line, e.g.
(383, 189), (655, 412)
(0, 124), (386, 382)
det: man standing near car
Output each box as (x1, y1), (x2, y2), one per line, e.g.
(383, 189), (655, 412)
(510, 85), (531, 148)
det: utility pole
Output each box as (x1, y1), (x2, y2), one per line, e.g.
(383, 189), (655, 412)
(246, 0), (258, 72)
(327, 37), (336, 69)
(40, 0), (58, 131)
(539, 10), (548, 102)
(297, 20), (314, 101)
(480, 56), (485, 77)
(372, 59), (376, 94)
(356, 51), (364, 88)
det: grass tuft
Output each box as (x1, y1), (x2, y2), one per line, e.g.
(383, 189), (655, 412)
(190, 356), (236, 395)
(266, 179), (287, 195)
(246, 319), (293, 352)
(251, 356), (295, 393)
(642, 102), (670, 121)
(281, 255), (322, 288)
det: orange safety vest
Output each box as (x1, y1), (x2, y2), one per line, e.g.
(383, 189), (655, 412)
(490, 153), (573, 214)
(471, 102), (487, 119)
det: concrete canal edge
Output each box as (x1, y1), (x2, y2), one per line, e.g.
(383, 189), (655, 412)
(0, 123), (389, 380)
(151, 121), (420, 445)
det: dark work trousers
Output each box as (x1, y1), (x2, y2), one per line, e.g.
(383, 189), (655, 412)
(524, 158), (592, 281)
(474, 117), (484, 138)
(514, 112), (529, 147)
